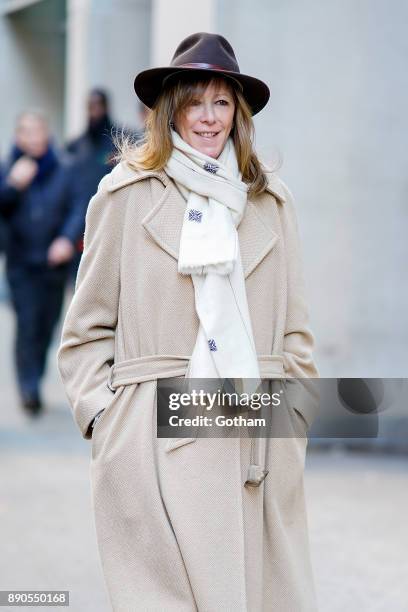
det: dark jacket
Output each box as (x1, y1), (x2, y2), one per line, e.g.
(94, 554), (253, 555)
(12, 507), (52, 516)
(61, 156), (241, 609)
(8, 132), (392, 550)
(0, 165), (9, 253)
(65, 115), (118, 207)
(65, 115), (143, 211)
(0, 145), (86, 266)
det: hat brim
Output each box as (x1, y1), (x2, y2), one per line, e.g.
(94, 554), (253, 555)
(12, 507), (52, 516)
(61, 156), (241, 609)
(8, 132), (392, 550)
(134, 67), (270, 116)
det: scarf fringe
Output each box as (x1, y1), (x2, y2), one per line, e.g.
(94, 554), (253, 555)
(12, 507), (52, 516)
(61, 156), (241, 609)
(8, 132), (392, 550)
(179, 262), (234, 276)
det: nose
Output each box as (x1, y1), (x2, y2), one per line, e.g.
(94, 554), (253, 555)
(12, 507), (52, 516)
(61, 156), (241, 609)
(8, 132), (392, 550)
(201, 102), (216, 124)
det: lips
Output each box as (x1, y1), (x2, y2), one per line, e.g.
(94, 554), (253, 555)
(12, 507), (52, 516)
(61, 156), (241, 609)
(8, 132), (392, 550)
(194, 131), (220, 139)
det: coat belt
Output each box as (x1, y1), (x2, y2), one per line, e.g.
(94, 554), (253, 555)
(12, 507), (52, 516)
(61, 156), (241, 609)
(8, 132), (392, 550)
(107, 353), (285, 390)
(106, 353), (286, 489)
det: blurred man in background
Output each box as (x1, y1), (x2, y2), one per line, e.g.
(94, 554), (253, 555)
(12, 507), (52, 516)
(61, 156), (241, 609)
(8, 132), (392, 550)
(66, 88), (117, 199)
(0, 164), (10, 300)
(0, 111), (85, 416)
(65, 89), (147, 282)
(65, 89), (118, 282)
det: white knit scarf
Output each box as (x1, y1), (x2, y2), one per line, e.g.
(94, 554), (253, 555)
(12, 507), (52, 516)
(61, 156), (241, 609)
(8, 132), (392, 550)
(165, 129), (261, 392)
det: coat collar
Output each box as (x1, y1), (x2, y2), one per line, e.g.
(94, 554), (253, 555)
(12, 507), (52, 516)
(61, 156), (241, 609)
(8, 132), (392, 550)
(107, 163), (286, 279)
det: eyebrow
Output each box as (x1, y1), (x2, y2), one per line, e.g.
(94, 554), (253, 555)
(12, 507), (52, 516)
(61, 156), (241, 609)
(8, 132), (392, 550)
(191, 90), (233, 99)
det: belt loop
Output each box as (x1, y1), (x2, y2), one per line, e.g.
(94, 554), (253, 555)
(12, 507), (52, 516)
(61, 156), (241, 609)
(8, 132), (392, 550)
(107, 363), (115, 392)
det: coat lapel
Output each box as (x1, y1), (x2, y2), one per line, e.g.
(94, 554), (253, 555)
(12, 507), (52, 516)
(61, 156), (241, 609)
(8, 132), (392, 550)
(238, 198), (278, 278)
(134, 168), (286, 279)
(240, 173), (287, 277)
(141, 172), (186, 261)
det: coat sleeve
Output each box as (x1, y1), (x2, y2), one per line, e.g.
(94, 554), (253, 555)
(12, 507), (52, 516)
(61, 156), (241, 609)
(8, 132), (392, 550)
(58, 162), (88, 245)
(277, 178), (320, 430)
(56, 172), (124, 439)
(0, 170), (20, 218)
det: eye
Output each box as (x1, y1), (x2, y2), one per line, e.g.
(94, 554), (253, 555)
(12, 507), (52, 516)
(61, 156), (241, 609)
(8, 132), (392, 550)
(189, 99), (202, 106)
(216, 99), (229, 106)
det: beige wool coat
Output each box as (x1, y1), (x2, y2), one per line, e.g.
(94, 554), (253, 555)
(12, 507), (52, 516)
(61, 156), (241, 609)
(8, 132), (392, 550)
(57, 159), (320, 612)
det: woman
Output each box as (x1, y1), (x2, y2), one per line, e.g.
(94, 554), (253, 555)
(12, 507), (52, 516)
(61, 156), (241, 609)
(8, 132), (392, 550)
(57, 32), (319, 611)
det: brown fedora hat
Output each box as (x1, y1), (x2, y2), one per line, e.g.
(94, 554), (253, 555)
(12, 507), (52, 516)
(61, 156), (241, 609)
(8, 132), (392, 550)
(134, 32), (270, 116)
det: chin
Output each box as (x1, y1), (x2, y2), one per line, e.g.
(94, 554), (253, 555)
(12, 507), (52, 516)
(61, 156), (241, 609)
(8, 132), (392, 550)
(194, 143), (222, 158)
(203, 149), (220, 159)
(189, 135), (223, 158)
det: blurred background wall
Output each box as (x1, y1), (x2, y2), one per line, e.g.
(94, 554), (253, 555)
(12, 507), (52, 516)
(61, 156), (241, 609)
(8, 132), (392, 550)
(0, 0), (407, 381)
(0, 0), (66, 144)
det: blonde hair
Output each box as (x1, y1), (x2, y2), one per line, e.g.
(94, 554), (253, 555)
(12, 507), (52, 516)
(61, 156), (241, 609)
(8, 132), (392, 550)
(115, 73), (270, 197)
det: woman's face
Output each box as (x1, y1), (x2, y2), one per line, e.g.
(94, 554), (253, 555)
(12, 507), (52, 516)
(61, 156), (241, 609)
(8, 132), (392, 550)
(174, 80), (235, 159)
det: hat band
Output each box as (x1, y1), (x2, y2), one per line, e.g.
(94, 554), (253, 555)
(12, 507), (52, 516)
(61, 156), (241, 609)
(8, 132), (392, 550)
(176, 62), (234, 71)
(166, 63), (244, 92)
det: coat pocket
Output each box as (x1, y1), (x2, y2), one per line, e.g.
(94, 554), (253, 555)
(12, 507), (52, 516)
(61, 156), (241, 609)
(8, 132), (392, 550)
(158, 377), (200, 453)
(289, 405), (309, 437)
(164, 436), (197, 453)
(91, 386), (124, 442)
(282, 378), (319, 434)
